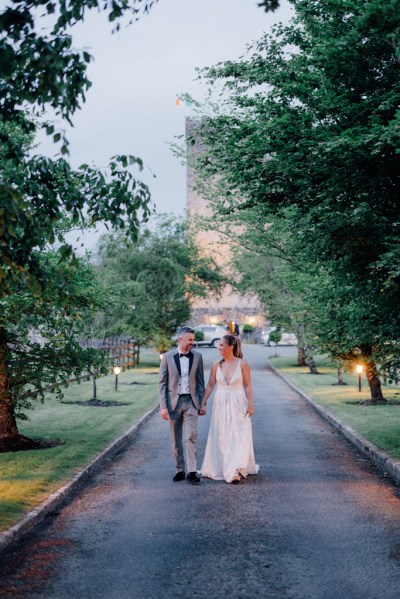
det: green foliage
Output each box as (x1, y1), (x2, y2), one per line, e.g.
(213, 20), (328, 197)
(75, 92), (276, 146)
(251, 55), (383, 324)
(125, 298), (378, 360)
(195, 330), (205, 342)
(96, 215), (222, 349)
(0, 2), (156, 296)
(258, 1), (280, 10)
(235, 211), (320, 348)
(2, 253), (110, 419)
(187, 0), (400, 387)
(268, 329), (282, 345)
(152, 334), (175, 355)
(0, 2), (157, 128)
(242, 324), (254, 332)
(0, 0), (157, 443)
(0, 146), (152, 294)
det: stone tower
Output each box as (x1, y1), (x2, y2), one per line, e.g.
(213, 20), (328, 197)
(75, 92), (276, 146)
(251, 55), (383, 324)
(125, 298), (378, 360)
(186, 118), (264, 330)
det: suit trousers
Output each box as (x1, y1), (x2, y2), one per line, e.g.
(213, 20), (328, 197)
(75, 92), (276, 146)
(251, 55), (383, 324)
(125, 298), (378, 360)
(169, 394), (198, 474)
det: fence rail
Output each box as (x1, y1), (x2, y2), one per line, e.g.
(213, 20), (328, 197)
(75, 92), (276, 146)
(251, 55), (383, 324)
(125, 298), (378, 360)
(100, 336), (140, 371)
(44, 336), (140, 394)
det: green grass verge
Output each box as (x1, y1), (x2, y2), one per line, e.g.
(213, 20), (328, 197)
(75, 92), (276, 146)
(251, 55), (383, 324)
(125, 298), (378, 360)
(0, 352), (160, 532)
(269, 355), (400, 462)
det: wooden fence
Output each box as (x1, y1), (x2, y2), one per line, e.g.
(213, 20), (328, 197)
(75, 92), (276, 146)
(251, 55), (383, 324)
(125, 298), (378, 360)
(45, 336), (140, 394)
(101, 336), (140, 371)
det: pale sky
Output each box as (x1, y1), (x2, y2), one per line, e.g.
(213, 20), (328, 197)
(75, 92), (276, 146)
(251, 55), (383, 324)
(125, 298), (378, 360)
(38, 0), (293, 250)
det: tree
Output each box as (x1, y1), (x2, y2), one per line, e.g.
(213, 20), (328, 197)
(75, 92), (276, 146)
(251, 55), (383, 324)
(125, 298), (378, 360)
(78, 314), (113, 404)
(97, 215), (223, 352)
(187, 199), (319, 368)
(0, 1), (156, 251)
(268, 328), (281, 357)
(185, 0), (400, 402)
(0, 0), (157, 284)
(0, 2), (156, 447)
(0, 253), (111, 450)
(0, 1), (157, 130)
(237, 252), (314, 367)
(233, 210), (316, 368)
(0, 120), (152, 448)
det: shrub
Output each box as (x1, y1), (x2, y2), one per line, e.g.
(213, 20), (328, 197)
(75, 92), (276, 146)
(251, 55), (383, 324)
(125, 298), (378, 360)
(269, 329), (282, 345)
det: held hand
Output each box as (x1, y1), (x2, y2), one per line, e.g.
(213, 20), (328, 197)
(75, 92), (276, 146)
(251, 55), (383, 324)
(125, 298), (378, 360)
(199, 405), (207, 416)
(160, 408), (169, 421)
(247, 405), (254, 417)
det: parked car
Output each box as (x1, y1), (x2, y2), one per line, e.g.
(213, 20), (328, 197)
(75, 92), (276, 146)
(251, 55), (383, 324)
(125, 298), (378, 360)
(261, 327), (297, 346)
(279, 332), (297, 345)
(193, 325), (227, 348)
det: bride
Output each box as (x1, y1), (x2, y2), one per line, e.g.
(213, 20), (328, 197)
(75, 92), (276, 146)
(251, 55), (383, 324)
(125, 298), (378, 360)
(199, 334), (259, 483)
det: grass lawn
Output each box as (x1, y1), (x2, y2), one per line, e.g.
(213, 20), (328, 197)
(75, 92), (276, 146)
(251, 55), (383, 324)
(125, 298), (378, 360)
(0, 351), (160, 532)
(269, 354), (400, 463)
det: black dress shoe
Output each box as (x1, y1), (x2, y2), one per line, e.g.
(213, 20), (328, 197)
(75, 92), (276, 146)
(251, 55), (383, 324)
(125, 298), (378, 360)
(187, 472), (200, 484)
(173, 471), (186, 482)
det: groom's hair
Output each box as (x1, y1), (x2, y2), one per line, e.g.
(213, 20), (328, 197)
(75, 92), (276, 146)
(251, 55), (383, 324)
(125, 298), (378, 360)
(177, 326), (195, 338)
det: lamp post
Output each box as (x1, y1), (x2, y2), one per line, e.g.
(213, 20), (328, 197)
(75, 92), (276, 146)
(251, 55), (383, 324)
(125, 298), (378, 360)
(113, 365), (122, 392)
(356, 364), (363, 392)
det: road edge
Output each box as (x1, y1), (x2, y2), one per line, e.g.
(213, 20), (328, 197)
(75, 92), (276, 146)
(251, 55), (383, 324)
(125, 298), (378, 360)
(0, 403), (159, 554)
(267, 360), (400, 486)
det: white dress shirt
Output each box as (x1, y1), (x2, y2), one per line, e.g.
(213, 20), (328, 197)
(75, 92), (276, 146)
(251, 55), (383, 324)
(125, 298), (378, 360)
(179, 353), (190, 394)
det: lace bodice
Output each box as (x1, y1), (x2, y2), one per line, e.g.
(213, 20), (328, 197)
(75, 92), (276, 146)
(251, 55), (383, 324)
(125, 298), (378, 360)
(216, 359), (243, 389)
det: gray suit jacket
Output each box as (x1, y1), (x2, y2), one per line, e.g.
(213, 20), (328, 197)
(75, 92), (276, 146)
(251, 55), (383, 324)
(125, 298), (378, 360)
(159, 348), (205, 412)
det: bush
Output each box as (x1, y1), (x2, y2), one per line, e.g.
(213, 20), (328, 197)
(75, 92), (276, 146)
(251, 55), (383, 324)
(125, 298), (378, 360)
(195, 330), (205, 342)
(269, 329), (282, 345)
(153, 334), (175, 353)
(242, 324), (254, 332)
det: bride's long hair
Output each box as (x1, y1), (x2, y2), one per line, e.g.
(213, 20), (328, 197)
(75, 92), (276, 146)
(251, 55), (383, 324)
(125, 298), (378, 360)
(222, 334), (243, 359)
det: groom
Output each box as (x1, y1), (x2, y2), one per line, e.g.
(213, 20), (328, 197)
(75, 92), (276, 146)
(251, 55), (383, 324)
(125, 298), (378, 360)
(159, 326), (205, 484)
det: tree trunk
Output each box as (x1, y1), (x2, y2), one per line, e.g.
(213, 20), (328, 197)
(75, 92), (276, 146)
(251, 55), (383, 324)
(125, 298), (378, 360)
(362, 360), (386, 404)
(92, 371), (97, 401)
(297, 344), (307, 367)
(332, 367), (347, 386)
(0, 326), (19, 443)
(295, 326), (307, 367)
(304, 345), (319, 374)
(0, 327), (44, 452)
(307, 357), (319, 374)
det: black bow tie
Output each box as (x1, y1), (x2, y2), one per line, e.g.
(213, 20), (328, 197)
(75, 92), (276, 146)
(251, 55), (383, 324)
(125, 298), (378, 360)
(179, 352), (191, 358)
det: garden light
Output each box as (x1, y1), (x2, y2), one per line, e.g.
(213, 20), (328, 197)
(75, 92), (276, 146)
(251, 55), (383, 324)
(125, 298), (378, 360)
(355, 364), (363, 392)
(113, 365), (122, 391)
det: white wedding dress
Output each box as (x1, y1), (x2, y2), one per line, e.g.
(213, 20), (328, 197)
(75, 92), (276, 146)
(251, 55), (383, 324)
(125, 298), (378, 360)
(201, 359), (259, 483)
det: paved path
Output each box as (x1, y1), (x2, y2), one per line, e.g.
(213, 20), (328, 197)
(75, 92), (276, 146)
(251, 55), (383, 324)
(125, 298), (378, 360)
(2, 345), (400, 599)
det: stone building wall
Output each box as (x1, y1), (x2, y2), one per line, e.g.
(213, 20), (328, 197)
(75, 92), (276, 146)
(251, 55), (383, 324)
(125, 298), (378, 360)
(186, 118), (265, 330)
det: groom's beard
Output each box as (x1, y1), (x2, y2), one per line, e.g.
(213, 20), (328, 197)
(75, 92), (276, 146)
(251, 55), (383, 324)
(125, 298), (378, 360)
(179, 344), (194, 352)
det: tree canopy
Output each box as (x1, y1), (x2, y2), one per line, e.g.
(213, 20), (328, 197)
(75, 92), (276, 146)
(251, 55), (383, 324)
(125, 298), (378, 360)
(97, 215), (223, 352)
(186, 0), (400, 400)
(0, 252), (112, 450)
(0, 1), (159, 449)
(0, 1), (157, 126)
(0, 0), (158, 293)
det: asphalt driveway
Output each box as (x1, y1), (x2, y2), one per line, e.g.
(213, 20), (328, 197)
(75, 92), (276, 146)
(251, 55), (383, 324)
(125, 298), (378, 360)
(1, 344), (400, 599)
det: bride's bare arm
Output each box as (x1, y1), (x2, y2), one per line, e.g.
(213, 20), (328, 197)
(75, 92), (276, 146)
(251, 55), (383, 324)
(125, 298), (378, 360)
(241, 360), (254, 416)
(199, 362), (218, 415)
